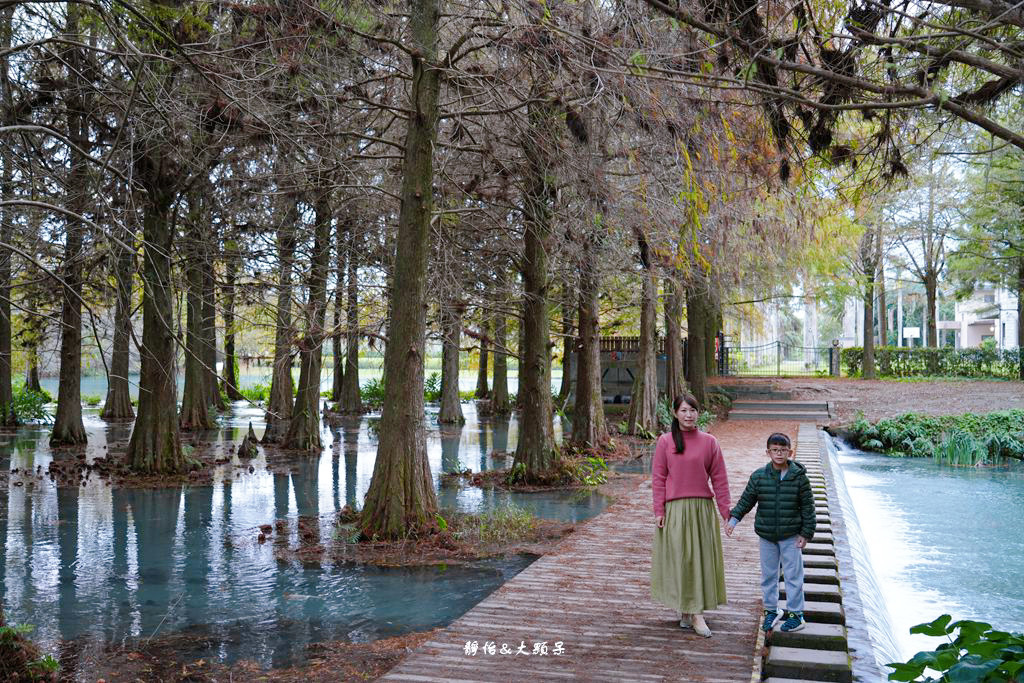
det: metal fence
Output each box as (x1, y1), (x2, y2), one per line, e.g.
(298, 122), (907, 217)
(720, 340), (835, 377)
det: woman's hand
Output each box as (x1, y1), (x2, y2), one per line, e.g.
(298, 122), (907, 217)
(655, 515), (665, 528)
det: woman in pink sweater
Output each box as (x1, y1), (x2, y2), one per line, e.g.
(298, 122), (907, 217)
(651, 394), (731, 637)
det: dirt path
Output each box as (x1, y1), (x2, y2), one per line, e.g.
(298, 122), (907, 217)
(712, 377), (1024, 424)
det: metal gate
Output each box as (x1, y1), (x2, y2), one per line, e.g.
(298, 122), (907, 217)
(719, 339), (836, 377)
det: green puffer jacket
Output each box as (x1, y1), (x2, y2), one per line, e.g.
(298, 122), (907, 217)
(730, 460), (816, 542)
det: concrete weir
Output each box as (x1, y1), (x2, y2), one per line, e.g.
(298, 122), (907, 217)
(763, 423), (855, 683)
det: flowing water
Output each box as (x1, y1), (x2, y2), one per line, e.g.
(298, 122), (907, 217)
(830, 437), (1024, 669)
(0, 402), (602, 672)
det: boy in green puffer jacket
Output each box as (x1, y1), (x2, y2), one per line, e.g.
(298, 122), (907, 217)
(725, 432), (816, 633)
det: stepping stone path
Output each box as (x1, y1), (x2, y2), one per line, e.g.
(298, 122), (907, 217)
(764, 423), (853, 683)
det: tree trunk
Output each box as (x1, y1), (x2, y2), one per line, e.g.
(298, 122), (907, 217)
(438, 303), (465, 424)
(925, 271), (938, 348)
(862, 269), (877, 379)
(180, 207), (214, 431)
(51, 4), (88, 446)
(685, 284), (708, 408)
(127, 185), (185, 474)
(491, 309), (510, 415)
(263, 201), (298, 444)
(201, 240), (224, 411)
(101, 223), (135, 419)
(26, 352), (41, 392)
(1017, 256), (1023, 380)
(572, 236), (606, 447)
(474, 317), (489, 399)
(359, 0), (441, 539)
(331, 222), (345, 402)
(557, 286), (574, 402)
(337, 225), (361, 414)
(664, 277), (684, 402)
(512, 101), (556, 477)
(704, 297), (719, 377)
(0, 4), (13, 426)
(221, 241), (244, 401)
(284, 192), (331, 452)
(627, 237), (658, 434)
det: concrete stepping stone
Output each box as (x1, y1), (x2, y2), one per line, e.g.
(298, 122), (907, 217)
(780, 599), (845, 625)
(803, 556), (838, 570)
(803, 567), (840, 584)
(765, 646), (852, 682)
(770, 622), (848, 651)
(780, 582), (842, 603)
(802, 543), (835, 556)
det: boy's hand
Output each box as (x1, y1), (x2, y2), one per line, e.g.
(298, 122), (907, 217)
(796, 536), (807, 549)
(655, 515), (664, 528)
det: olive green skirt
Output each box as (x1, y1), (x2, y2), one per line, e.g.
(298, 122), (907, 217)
(651, 497), (727, 613)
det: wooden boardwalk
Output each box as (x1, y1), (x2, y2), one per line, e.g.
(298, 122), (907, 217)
(384, 421), (804, 682)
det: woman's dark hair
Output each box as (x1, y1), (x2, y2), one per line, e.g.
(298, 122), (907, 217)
(670, 393), (701, 454)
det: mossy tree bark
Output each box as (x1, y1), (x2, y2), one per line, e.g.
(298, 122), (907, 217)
(438, 302), (465, 424)
(572, 233), (606, 448)
(263, 200), (298, 444)
(491, 309), (510, 415)
(180, 198), (214, 431)
(101, 223), (135, 419)
(51, 4), (88, 447)
(127, 180), (185, 474)
(685, 283), (708, 408)
(0, 5), (14, 426)
(331, 222), (345, 402)
(513, 101), (556, 477)
(664, 277), (685, 402)
(627, 234), (659, 435)
(283, 191), (331, 452)
(221, 240), (244, 401)
(474, 317), (489, 399)
(201, 240), (224, 412)
(337, 224), (361, 413)
(359, 0), (440, 539)
(705, 297), (719, 377)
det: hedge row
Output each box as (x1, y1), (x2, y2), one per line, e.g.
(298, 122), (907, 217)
(847, 410), (1024, 460)
(841, 346), (1022, 379)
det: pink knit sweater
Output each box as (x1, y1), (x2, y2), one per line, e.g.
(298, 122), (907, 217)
(651, 429), (731, 520)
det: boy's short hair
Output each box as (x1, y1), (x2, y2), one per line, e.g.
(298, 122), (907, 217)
(766, 432), (791, 448)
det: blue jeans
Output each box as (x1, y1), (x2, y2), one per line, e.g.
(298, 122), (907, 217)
(759, 535), (805, 612)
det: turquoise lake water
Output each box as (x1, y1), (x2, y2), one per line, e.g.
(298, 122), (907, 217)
(0, 403), (599, 672)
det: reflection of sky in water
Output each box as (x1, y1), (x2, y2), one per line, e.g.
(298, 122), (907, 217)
(0, 402), (598, 669)
(835, 442), (1024, 659)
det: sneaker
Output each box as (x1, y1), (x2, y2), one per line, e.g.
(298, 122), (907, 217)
(780, 611), (806, 632)
(762, 609), (780, 632)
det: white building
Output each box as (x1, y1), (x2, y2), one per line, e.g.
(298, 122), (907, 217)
(953, 287), (1019, 349)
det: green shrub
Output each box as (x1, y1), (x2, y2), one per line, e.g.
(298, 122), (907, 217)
(849, 410), (1024, 461)
(887, 615), (1024, 682)
(82, 394), (102, 407)
(424, 372), (441, 402)
(360, 377), (386, 408)
(239, 383), (270, 403)
(842, 346), (1021, 379)
(6, 383), (52, 424)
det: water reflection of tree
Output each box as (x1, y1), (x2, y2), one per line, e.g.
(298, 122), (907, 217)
(441, 427), (462, 475)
